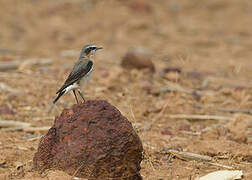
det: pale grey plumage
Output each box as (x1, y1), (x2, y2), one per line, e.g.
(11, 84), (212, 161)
(53, 44), (102, 104)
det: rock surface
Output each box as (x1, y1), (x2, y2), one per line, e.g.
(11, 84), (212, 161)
(33, 100), (143, 179)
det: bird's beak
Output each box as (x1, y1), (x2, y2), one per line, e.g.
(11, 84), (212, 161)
(96, 46), (103, 50)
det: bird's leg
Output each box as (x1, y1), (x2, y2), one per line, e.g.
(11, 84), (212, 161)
(78, 89), (85, 103)
(73, 90), (79, 104)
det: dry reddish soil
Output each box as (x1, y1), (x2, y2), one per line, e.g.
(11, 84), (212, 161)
(0, 0), (252, 179)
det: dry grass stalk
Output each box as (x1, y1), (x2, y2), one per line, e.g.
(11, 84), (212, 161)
(0, 58), (52, 72)
(27, 136), (42, 141)
(2, 126), (50, 132)
(0, 119), (31, 128)
(218, 109), (252, 115)
(207, 162), (233, 169)
(158, 83), (215, 96)
(182, 131), (201, 136)
(0, 61), (20, 71)
(23, 126), (50, 132)
(168, 149), (212, 162)
(0, 120), (50, 132)
(167, 114), (235, 121)
(0, 82), (22, 93)
(168, 149), (233, 170)
(18, 58), (53, 71)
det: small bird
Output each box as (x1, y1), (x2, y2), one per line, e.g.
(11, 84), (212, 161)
(53, 44), (103, 104)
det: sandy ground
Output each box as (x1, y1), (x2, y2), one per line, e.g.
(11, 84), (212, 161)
(0, 0), (251, 179)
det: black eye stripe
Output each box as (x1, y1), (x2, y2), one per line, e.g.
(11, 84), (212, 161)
(83, 46), (96, 54)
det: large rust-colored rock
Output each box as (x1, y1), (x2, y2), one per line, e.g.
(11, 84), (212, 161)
(33, 100), (143, 179)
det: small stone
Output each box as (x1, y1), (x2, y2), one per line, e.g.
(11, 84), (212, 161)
(121, 47), (155, 73)
(160, 67), (181, 82)
(0, 104), (15, 115)
(186, 71), (204, 80)
(227, 118), (248, 143)
(179, 124), (191, 131)
(33, 100), (143, 179)
(162, 67), (181, 74)
(0, 161), (6, 168)
(161, 128), (173, 135)
(141, 80), (153, 92)
(162, 71), (180, 82)
(128, 0), (152, 13)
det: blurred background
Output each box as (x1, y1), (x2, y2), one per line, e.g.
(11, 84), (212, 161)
(0, 0), (252, 179)
(1, 0), (252, 77)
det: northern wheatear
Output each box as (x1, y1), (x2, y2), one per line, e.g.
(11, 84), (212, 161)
(53, 44), (103, 104)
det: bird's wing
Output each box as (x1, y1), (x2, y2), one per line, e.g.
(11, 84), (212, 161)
(56, 60), (93, 94)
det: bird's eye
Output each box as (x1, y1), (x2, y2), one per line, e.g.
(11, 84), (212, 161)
(91, 47), (96, 50)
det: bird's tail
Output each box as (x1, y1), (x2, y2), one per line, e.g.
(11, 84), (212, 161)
(53, 90), (66, 104)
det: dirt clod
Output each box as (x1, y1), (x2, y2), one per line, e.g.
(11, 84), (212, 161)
(33, 100), (143, 179)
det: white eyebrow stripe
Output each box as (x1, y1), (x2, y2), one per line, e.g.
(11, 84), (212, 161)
(89, 45), (96, 49)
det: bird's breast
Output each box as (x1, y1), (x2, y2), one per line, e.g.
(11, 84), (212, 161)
(79, 66), (93, 87)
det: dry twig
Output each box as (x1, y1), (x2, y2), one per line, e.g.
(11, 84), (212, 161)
(0, 61), (21, 71)
(218, 109), (252, 115)
(0, 119), (31, 128)
(168, 149), (212, 162)
(0, 82), (22, 93)
(167, 149), (233, 169)
(207, 162), (233, 169)
(23, 126), (50, 133)
(26, 136), (43, 141)
(167, 114), (235, 121)
(155, 83), (215, 96)
(0, 119), (50, 132)
(1, 126), (50, 132)
(0, 58), (52, 72)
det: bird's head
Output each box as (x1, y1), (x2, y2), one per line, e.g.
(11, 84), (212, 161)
(80, 44), (103, 59)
